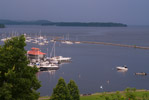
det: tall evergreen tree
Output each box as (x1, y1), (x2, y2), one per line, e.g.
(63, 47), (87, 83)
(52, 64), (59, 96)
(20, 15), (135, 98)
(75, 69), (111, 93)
(50, 77), (71, 100)
(0, 35), (41, 100)
(67, 80), (80, 100)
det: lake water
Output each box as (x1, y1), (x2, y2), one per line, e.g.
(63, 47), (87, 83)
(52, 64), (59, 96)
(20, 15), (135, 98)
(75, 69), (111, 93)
(0, 25), (149, 96)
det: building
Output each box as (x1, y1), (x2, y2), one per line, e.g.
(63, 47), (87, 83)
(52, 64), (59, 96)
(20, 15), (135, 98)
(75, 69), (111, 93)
(27, 47), (46, 62)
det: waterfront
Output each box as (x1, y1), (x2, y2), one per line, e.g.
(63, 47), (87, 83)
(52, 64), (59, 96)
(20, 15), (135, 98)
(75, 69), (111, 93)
(0, 25), (149, 96)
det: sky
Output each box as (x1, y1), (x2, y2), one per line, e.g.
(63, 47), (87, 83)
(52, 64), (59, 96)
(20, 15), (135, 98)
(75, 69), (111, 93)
(0, 0), (149, 25)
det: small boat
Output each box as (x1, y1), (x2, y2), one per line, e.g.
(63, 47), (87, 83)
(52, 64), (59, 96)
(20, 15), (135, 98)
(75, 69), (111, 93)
(74, 41), (81, 44)
(135, 72), (147, 76)
(61, 40), (73, 44)
(116, 65), (128, 70)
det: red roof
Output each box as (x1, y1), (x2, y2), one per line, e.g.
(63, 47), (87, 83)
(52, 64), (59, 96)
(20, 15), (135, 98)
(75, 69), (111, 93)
(27, 47), (46, 55)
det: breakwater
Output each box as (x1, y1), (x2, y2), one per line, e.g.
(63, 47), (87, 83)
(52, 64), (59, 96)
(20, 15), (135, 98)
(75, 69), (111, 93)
(55, 39), (149, 50)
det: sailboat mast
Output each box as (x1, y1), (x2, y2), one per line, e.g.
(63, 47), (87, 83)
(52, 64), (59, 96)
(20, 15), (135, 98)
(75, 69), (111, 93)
(54, 41), (56, 57)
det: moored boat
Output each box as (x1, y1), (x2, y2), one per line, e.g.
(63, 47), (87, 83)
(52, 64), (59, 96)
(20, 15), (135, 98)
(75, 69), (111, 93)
(40, 63), (59, 71)
(116, 65), (128, 70)
(135, 72), (147, 76)
(50, 56), (71, 62)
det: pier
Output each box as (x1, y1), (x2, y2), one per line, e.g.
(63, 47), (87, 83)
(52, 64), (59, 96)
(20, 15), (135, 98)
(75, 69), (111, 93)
(55, 39), (149, 50)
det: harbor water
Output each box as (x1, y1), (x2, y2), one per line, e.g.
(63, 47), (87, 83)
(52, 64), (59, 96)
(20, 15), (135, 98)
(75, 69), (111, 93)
(0, 25), (149, 96)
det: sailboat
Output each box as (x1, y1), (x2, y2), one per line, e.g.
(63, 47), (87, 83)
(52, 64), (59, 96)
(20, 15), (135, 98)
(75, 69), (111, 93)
(50, 41), (71, 62)
(61, 34), (73, 44)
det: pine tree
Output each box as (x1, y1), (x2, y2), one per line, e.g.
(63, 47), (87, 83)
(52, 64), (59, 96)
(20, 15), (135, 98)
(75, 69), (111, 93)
(50, 77), (71, 100)
(67, 80), (80, 100)
(0, 35), (41, 100)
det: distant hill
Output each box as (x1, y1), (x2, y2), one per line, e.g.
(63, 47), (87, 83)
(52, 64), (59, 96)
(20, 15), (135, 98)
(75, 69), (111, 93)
(0, 24), (5, 28)
(42, 22), (127, 27)
(0, 19), (127, 27)
(0, 20), (51, 25)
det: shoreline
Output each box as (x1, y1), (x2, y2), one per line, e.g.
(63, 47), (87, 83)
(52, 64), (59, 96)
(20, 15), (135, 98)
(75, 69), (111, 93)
(38, 89), (149, 100)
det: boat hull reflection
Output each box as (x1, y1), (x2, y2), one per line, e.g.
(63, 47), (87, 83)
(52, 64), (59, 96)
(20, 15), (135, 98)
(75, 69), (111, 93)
(40, 67), (59, 71)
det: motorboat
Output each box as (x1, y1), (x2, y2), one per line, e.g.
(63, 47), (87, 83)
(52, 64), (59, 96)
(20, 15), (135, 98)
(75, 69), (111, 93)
(116, 65), (128, 70)
(40, 63), (59, 71)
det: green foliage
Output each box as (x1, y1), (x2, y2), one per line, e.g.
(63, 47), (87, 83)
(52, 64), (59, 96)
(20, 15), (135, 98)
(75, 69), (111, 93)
(0, 35), (41, 100)
(50, 77), (71, 100)
(0, 24), (5, 28)
(42, 22), (127, 27)
(125, 87), (136, 100)
(0, 83), (12, 100)
(67, 80), (80, 100)
(142, 92), (149, 100)
(101, 88), (137, 100)
(80, 90), (149, 100)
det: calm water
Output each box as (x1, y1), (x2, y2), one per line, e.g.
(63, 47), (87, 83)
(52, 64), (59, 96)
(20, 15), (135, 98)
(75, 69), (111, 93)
(0, 25), (149, 96)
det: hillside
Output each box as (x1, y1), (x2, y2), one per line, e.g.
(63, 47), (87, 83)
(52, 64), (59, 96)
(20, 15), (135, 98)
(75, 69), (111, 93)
(0, 19), (127, 27)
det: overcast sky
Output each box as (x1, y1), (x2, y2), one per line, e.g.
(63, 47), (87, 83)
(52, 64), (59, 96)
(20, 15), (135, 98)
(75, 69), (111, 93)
(0, 0), (149, 25)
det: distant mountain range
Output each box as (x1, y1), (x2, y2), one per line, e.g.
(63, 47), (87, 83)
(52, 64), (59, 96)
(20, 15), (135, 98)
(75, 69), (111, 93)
(0, 19), (127, 27)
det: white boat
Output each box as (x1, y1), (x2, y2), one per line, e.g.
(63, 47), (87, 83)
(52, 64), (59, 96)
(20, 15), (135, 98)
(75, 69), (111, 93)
(50, 56), (71, 62)
(61, 34), (73, 44)
(50, 39), (55, 42)
(40, 63), (59, 71)
(28, 62), (40, 68)
(49, 41), (71, 62)
(74, 41), (81, 44)
(116, 65), (128, 70)
(38, 42), (45, 45)
(64, 40), (73, 44)
(61, 40), (73, 44)
(46, 57), (59, 64)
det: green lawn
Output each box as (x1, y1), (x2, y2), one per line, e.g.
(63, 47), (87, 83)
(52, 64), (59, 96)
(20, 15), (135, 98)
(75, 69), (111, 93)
(80, 90), (149, 100)
(39, 90), (149, 100)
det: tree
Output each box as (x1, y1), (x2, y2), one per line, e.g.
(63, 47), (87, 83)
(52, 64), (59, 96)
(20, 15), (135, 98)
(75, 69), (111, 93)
(67, 80), (80, 100)
(50, 77), (71, 100)
(0, 35), (41, 100)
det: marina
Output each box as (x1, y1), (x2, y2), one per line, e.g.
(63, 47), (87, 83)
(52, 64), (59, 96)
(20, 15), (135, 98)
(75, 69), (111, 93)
(27, 47), (71, 71)
(0, 25), (149, 96)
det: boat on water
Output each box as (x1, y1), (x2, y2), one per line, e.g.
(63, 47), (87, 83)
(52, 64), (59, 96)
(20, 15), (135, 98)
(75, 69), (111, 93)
(63, 40), (73, 44)
(49, 41), (71, 62)
(40, 63), (59, 71)
(116, 65), (128, 70)
(74, 41), (81, 44)
(135, 72), (147, 76)
(46, 57), (60, 64)
(50, 56), (71, 62)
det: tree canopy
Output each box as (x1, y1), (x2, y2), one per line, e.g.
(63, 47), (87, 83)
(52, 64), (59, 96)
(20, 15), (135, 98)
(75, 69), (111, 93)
(50, 77), (71, 100)
(0, 35), (41, 100)
(67, 80), (80, 100)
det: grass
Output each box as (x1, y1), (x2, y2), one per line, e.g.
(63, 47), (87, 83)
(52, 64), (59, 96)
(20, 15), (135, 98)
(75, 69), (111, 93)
(38, 96), (50, 100)
(39, 89), (149, 100)
(80, 90), (149, 100)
